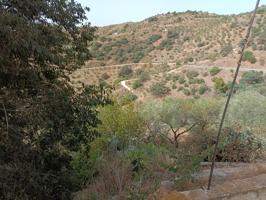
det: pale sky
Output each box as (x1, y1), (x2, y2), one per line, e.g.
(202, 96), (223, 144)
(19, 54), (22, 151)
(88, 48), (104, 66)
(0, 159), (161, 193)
(77, 0), (266, 26)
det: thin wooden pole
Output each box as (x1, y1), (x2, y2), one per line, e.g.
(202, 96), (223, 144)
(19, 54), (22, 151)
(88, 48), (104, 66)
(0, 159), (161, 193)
(207, 0), (261, 190)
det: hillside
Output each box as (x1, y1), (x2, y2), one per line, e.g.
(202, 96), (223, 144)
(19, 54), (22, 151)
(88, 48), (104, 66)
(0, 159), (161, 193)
(70, 6), (266, 99)
(89, 6), (266, 66)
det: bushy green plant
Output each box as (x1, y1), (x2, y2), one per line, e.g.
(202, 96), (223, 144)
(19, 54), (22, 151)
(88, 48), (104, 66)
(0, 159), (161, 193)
(172, 74), (180, 82)
(101, 73), (110, 80)
(150, 82), (170, 97)
(148, 34), (162, 44)
(167, 30), (179, 39)
(135, 68), (144, 75)
(172, 84), (177, 89)
(186, 70), (199, 79)
(132, 79), (143, 89)
(183, 88), (191, 96)
(242, 51), (257, 64)
(97, 103), (144, 141)
(178, 76), (186, 84)
(240, 70), (264, 84)
(159, 39), (174, 50)
(132, 51), (145, 63)
(139, 71), (150, 82)
(209, 66), (221, 76)
(176, 61), (181, 68)
(213, 77), (228, 93)
(198, 85), (208, 95)
(119, 65), (133, 78)
(178, 86), (184, 91)
(119, 92), (138, 105)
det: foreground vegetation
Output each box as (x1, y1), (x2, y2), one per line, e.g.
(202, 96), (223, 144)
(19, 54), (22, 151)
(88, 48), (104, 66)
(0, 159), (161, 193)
(75, 86), (266, 199)
(1, 1), (266, 200)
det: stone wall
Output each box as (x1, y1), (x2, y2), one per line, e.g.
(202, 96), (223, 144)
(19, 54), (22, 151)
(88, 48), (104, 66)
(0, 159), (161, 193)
(154, 174), (266, 200)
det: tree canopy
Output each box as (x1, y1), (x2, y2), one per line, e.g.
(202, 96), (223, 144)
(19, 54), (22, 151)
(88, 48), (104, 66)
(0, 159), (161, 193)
(0, 1), (111, 199)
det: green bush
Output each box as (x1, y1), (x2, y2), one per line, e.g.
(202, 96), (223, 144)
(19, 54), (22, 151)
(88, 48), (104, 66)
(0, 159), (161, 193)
(159, 39), (174, 50)
(198, 85), (208, 95)
(209, 66), (221, 76)
(195, 78), (205, 84)
(242, 51), (257, 64)
(183, 88), (191, 96)
(132, 51), (145, 63)
(119, 92), (138, 105)
(178, 76), (186, 84)
(148, 34), (162, 44)
(213, 77), (228, 93)
(186, 70), (199, 79)
(172, 74), (180, 82)
(240, 70), (264, 84)
(135, 68), (144, 75)
(101, 73), (110, 80)
(119, 65), (133, 78)
(132, 79), (143, 89)
(172, 84), (177, 89)
(167, 30), (179, 39)
(259, 86), (266, 96)
(165, 74), (172, 82)
(150, 82), (170, 97)
(176, 61), (181, 67)
(139, 71), (150, 82)
(188, 78), (197, 84)
(178, 86), (184, 91)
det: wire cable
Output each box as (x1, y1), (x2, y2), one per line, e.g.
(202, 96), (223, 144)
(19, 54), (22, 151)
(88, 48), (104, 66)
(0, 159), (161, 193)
(207, 0), (261, 190)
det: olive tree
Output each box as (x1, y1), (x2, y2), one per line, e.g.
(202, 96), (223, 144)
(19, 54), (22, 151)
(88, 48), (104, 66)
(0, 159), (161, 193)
(141, 98), (196, 147)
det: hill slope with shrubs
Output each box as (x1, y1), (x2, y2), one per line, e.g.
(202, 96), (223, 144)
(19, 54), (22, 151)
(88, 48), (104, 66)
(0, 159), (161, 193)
(89, 6), (266, 66)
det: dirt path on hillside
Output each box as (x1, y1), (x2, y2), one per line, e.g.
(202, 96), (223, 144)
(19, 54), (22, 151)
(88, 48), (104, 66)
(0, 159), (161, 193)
(120, 64), (266, 92)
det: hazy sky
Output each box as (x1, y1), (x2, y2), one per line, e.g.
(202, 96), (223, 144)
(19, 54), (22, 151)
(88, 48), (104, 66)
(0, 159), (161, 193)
(78, 0), (266, 26)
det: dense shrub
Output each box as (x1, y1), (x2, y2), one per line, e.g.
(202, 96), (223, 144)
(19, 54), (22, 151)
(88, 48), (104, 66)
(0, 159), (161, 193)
(167, 30), (179, 39)
(132, 79), (143, 89)
(213, 77), (228, 93)
(176, 61), (181, 67)
(198, 85), (208, 95)
(132, 51), (145, 63)
(240, 70), (264, 84)
(209, 66), (221, 76)
(101, 73), (110, 80)
(242, 51), (257, 64)
(159, 39), (174, 50)
(115, 48), (126, 63)
(172, 84), (177, 89)
(135, 68), (144, 75)
(139, 71), (151, 82)
(148, 34), (162, 44)
(172, 74), (180, 81)
(186, 70), (199, 79)
(119, 92), (138, 105)
(119, 65), (133, 78)
(178, 76), (186, 84)
(150, 82), (170, 97)
(183, 88), (191, 96)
